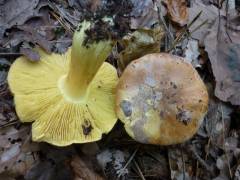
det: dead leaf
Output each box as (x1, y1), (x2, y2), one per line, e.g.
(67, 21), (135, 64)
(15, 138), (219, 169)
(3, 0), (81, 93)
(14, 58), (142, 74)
(26, 144), (75, 180)
(235, 164), (240, 180)
(188, 1), (219, 43)
(140, 150), (169, 179)
(198, 96), (232, 147)
(183, 39), (201, 67)
(205, 16), (240, 105)
(20, 47), (40, 62)
(118, 26), (164, 69)
(71, 156), (104, 180)
(0, 125), (39, 177)
(130, 0), (159, 29)
(0, 0), (51, 39)
(0, 4), (54, 60)
(97, 149), (130, 179)
(0, 0), (39, 36)
(163, 0), (188, 26)
(168, 147), (193, 180)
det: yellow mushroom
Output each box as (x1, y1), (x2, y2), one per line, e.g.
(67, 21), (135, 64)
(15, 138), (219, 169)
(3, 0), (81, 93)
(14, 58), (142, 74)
(116, 53), (208, 145)
(8, 21), (118, 146)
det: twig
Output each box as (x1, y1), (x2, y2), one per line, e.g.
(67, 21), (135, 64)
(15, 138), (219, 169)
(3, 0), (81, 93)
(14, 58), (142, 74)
(220, 104), (233, 178)
(190, 145), (214, 175)
(167, 11), (203, 52)
(157, 3), (174, 49)
(181, 146), (186, 180)
(190, 20), (208, 34)
(133, 159), (146, 180)
(118, 147), (139, 178)
(167, 149), (174, 180)
(0, 120), (18, 128)
(0, 53), (22, 57)
(50, 11), (74, 34)
(195, 161), (199, 180)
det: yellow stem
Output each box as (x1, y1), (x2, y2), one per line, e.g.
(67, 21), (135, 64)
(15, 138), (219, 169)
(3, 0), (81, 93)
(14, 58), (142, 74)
(63, 21), (113, 100)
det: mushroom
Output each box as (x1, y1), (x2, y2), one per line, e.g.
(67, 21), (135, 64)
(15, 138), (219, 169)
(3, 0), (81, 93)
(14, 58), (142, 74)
(8, 21), (118, 146)
(116, 53), (208, 145)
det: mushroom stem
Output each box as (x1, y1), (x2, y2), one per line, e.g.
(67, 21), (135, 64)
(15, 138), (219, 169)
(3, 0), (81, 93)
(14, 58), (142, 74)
(63, 21), (113, 101)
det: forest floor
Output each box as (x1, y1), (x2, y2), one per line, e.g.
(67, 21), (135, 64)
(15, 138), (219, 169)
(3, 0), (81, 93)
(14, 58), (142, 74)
(0, 0), (240, 179)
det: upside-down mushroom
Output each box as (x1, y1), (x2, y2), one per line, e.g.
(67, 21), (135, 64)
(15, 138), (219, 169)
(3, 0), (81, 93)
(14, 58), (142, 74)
(8, 21), (118, 146)
(116, 53), (208, 145)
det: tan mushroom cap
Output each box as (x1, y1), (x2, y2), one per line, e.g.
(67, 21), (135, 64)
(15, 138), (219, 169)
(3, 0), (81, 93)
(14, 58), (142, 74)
(116, 53), (208, 145)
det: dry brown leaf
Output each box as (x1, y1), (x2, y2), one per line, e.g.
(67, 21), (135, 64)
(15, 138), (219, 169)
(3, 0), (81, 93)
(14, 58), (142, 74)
(164, 0), (188, 26)
(71, 156), (104, 180)
(204, 17), (240, 105)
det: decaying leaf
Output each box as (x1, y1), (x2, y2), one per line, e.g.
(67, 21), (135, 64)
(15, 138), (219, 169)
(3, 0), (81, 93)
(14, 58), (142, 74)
(235, 164), (240, 180)
(0, 0), (39, 37)
(198, 96), (232, 148)
(205, 17), (240, 105)
(0, 126), (39, 177)
(97, 149), (130, 179)
(0, 3), (54, 61)
(168, 148), (192, 180)
(20, 46), (40, 62)
(26, 145), (75, 180)
(139, 150), (169, 179)
(118, 27), (164, 69)
(71, 156), (103, 180)
(183, 39), (201, 67)
(130, 0), (159, 29)
(188, 0), (219, 42)
(163, 0), (188, 26)
(0, 0), (51, 38)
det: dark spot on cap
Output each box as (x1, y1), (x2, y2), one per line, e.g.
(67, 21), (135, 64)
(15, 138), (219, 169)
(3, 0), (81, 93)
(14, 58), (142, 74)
(173, 84), (177, 89)
(82, 120), (93, 136)
(120, 100), (132, 117)
(98, 85), (101, 88)
(176, 109), (192, 125)
(160, 111), (164, 119)
(199, 99), (202, 103)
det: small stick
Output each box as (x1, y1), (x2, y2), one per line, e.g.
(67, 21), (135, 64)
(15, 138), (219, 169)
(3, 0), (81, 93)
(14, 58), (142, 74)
(181, 146), (186, 180)
(118, 147), (139, 178)
(220, 104), (233, 178)
(0, 53), (22, 57)
(133, 159), (146, 180)
(190, 146), (214, 175)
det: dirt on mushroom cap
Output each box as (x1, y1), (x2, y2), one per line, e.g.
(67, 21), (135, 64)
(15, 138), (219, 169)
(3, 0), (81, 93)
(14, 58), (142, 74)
(116, 53), (209, 145)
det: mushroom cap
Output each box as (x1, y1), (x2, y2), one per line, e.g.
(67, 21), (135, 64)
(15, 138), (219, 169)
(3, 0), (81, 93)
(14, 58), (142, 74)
(116, 53), (208, 145)
(8, 48), (118, 146)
